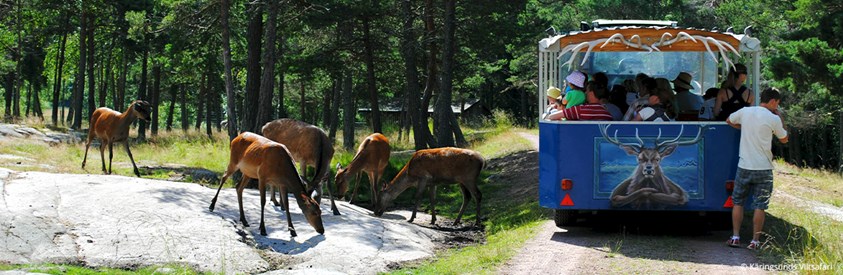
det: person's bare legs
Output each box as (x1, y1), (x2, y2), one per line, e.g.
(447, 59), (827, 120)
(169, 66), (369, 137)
(732, 204), (744, 237)
(752, 209), (765, 242)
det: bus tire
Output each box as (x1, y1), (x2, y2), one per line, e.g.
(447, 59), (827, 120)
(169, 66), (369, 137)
(554, 210), (577, 227)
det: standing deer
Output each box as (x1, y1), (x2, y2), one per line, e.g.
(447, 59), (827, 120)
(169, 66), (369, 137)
(208, 132), (324, 237)
(374, 147), (484, 227)
(261, 118), (340, 215)
(81, 100), (151, 177)
(599, 124), (703, 208)
(335, 133), (390, 206)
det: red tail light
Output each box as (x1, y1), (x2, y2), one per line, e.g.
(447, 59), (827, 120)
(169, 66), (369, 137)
(725, 180), (735, 193)
(561, 179), (573, 190)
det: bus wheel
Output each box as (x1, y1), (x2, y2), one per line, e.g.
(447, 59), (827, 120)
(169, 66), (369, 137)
(554, 210), (578, 227)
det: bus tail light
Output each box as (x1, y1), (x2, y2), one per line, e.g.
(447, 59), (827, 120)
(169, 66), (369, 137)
(561, 179), (573, 190)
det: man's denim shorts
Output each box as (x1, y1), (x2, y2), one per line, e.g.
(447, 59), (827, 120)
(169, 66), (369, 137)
(732, 168), (774, 210)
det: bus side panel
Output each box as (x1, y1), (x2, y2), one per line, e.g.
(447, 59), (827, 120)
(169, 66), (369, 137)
(539, 122), (741, 212)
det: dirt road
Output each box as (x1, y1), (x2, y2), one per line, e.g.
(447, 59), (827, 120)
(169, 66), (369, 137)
(500, 132), (765, 274)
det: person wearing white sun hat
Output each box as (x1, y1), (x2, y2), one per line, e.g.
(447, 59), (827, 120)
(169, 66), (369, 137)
(561, 71), (587, 109)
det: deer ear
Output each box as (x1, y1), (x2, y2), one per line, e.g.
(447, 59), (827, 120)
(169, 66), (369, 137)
(659, 144), (678, 156)
(336, 163), (342, 171)
(620, 145), (639, 155)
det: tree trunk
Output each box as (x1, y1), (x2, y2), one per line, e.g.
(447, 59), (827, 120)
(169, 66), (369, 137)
(25, 83), (31, 117)
(100, 42), (112, 108)
(256, 0), (277, 131)
(87, 14), (96, 120)
(362, 16), (382, 133)
(276, 35), (287, 119)
(300, 79), (306, 121)
(117, 45), (127, 110)
(54, 29), (69, 124)
(402, 0), (426, 150)
(242, 3), (263, 133)
(151, 64), (161, 136)
(342, 70), (355, 150)
(196, 73), (206, 130)
(138, 46), (149, 140)
(420, 0), (438, 148)
(3, 73), (13, 120)
(434, 0), (458, 147)
(328, 76), (341, 140)
(181, 84), (188, 131)
(12, 0), (22, 119)
(220, 0), (238, 140)
(71, 8), (87, 130)
(166, 84), (176, 131)
(205, 68), (213, 138)
(321, 87), (331, 127)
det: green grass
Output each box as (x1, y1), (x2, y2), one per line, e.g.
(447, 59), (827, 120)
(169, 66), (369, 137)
(757, 160), (843, 272)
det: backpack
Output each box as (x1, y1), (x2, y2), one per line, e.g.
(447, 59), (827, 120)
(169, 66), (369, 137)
(716, 86), (749, 121)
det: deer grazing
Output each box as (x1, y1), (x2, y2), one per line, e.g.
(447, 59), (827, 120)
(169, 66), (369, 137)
(374, 147), (484, 227)
(208, 132), (324, 237)
(261, 118), (340, 215)
(335, 133), (390, 206)
(599, 124), (703, 208)
(81, 100), (151, 177)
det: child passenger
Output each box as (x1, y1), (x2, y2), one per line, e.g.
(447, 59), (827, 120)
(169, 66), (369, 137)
(562, 71), (588, 109)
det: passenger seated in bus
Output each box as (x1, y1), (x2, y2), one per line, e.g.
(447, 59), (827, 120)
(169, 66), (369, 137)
(698, 87), (720, 120)
(561, 71), (587, 109)
(608, 84), (629, 115)
(541, 86), (562, 120)
(673, 72), (703, 120)
(599, 87), (623, 121)
(714, 63), (754, 120)
(655, 78), (678, 119)
(622, 78), (637, 107)
(633, 87), (673, 121)
(623, 75), (656, 121)
(545, 81), (613, 121)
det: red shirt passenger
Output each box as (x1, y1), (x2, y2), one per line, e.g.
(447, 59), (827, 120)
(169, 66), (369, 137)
(546, 81), (613, 121)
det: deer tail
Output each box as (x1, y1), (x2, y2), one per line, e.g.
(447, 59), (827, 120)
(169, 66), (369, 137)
(310, 134), (333, 186)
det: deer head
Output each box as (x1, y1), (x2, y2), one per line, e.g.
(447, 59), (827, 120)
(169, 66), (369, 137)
(130, 100), (152, 122)
(599, 124), (703, 178)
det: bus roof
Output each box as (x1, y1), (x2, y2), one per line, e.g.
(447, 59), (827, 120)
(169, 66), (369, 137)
(539, 25), (761, 54)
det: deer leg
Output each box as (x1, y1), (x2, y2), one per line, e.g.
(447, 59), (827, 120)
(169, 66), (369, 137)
(81, 136), (93, 169)
(99, 142), (107, 174)
(350, 172), (361, 204)
(258, 181), (268, 236)
(454, 184), (471, 226)
(123, 141), (141, 177)
(325, 177), (341, 216)
(280, 185), (296, 237)
(107, 142), (114, 175)
(369, 170), (379, 210)
(409, 182), (428, 223)
(429, 185), (437, 225)
(470, 182), (483, 227)
(209, 164), (236, 212)
(236, 175), (251, 227)
(271, 185), (281, 207)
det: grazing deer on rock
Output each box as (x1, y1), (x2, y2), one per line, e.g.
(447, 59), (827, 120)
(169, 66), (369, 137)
(374, 147), (484, 227)
(81, 100), (151, 177)
(599, 124), (702, 208)
(335, 133), (390, 206)
(261, 118), (340, 215)
(208, 132), (324, 237)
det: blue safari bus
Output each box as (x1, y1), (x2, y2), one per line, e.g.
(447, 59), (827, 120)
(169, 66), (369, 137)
(537, 20), (763, 226)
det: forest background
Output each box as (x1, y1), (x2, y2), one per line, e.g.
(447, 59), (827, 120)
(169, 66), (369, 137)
(0, 0), (840, 169)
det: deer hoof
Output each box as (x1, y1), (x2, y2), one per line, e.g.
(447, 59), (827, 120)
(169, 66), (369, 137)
(241, 220), (250, 227)
(332, 208), (341, 216)
(260, 229), (267, 236)
(289, 229), (297, 237)
(407, 218), (415, 223)
(272, 200), (281, 207)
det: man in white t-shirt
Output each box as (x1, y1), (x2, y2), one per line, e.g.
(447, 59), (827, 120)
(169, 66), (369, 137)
(725, 87), (789, 250)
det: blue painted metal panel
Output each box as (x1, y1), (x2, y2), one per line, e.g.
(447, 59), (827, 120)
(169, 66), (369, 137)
(539, 121), (740, 212)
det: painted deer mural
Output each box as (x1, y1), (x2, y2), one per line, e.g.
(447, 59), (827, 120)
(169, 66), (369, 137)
(599, 124), (704, 208)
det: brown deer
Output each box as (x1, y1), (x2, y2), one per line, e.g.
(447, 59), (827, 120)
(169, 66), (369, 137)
(374, 147), (484, 227)
(335, 133), (390, 206)
(599, 124), (703, 208)
(208, 132), (324, 237)
(81, 100), (151, 177)
(261, 118), (340, 216)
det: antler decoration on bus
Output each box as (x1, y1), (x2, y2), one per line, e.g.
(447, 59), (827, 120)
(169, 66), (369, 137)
(558, 31), (741, 70)
(598, 124), (704, 208)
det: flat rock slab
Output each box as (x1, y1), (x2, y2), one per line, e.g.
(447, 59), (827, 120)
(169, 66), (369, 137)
(0, 169), (443, 274)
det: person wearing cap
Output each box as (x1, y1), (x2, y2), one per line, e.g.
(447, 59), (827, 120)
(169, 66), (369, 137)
(561, 71), (587, 109)
(673, 72), (703, 116)
(715, 63), (754, 120)
(542, 86), (563, 120)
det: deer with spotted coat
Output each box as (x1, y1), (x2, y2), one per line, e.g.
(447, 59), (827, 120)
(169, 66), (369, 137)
(81, 100), (151, 177)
